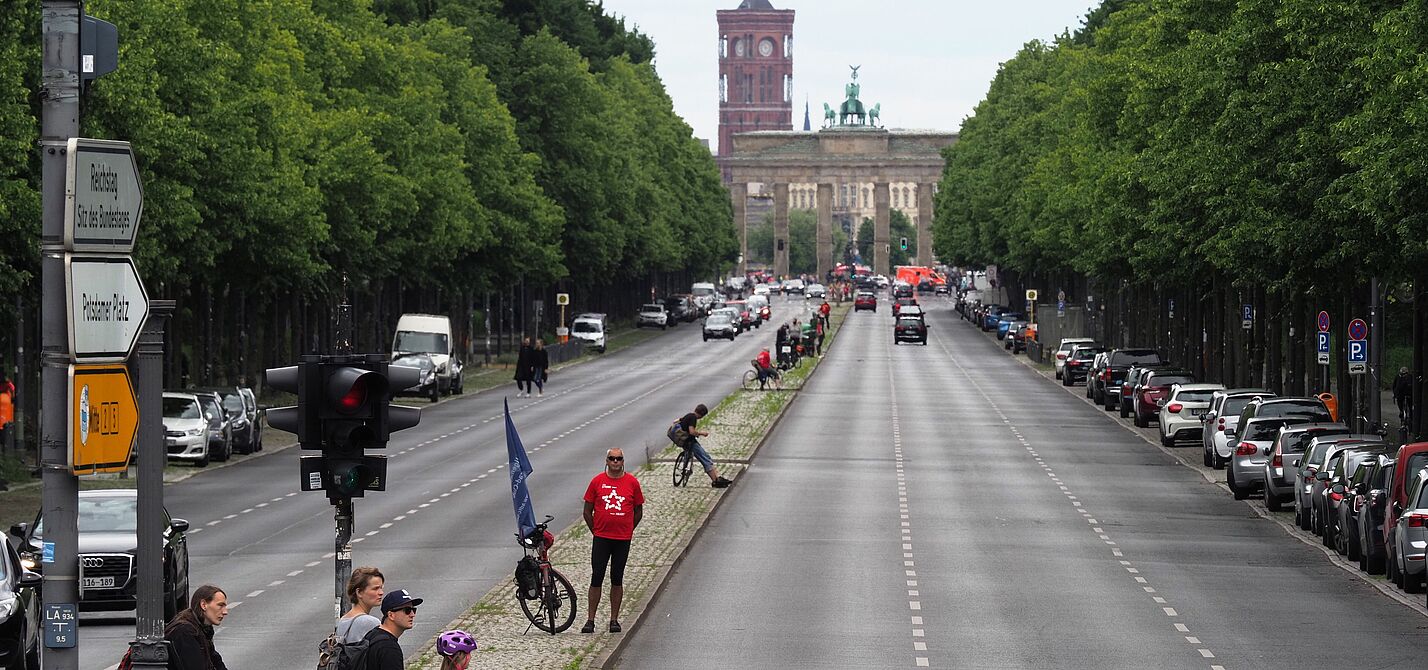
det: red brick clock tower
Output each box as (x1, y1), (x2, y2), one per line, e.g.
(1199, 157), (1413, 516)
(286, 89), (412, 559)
(717, 0), (794, 181)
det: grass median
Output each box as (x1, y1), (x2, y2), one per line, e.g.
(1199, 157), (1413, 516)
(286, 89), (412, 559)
(405, 303), (850, 670)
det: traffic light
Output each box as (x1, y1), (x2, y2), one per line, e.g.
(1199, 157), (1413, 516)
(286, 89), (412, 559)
(267, 354), (422, 501)
(900, 237), (908, 251)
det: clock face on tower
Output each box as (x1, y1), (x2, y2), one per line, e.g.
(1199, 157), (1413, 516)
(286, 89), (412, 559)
(759, 38), (774, 57)
(733, 38), (745, 57)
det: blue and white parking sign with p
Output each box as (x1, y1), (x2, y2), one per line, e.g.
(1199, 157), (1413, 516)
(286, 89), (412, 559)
(1348, 340), (1367, 363)
(1317, 332), (1330, 354)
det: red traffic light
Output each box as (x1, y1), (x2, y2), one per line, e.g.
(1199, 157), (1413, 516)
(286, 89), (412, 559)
(339, 377), (367, 413)
(326, 366), (385, 416)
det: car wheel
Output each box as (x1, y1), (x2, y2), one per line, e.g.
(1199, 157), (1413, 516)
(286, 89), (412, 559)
(1407, 570), (1425, 594)
(1055, 370), (1062, 380)
(1134, 412), (1147, 428)
(661, 324), (667, 330)
(1119, 403), (1129, 419)
(1346, 528), (1359, 560)
(1212, 452), (1225, 470)
(195, 451), (209, 468)
(1160, 433), (1172, 448)
(1389, 549), (1402, 587)
(1368, 543), (1386, 575)
(213, 442), (229, 463)
(703, 335), (708, 342)
(1202, 445), (1213, 467)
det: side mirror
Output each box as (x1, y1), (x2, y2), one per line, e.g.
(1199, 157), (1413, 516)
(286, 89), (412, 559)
(170, 519), (190, 533)
(1224, 428), (1237, 437)
(1331, 484), (1345, 495)
(9, 522), (27, 538)
(17, 571), (41, 589)
(1316, 471), (1331, 481)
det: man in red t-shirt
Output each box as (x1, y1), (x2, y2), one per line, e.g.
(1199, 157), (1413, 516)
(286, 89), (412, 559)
(581, 448), (644, 634)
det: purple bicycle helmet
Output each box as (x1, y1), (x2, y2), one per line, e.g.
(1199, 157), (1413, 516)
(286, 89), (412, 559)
(437, 629), (477, 656)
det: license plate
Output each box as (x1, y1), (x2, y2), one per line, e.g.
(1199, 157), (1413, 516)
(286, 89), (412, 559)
(1190, 409), (1206, 416)
(82, 576), (115, 589)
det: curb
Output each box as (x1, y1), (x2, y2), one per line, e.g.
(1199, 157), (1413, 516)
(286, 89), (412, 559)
(977, 319), (1428, 618)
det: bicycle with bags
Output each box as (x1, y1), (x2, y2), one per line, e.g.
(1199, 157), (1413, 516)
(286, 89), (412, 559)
(741, 358), (781, 391)
(513, 515), (578, 634)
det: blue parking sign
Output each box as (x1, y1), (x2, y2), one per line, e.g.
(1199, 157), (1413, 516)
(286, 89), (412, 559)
(1317, 332), (1330, 354)
(1348, 340), (1367, 363)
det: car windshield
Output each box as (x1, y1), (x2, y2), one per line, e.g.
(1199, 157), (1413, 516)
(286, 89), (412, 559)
(1176, 390), (1216, 403)
(691, 286), (715, 296)
(37, 496), (137, 535)
(1404, 453), (1428, 490)
(393, 331), (448, 354)
(1151, 375), (1194, 387)
(1285, 429), (1345, 454)
(1306, 440), (1344, 466)
(708, 315), (732, 325)
(641, 304), (662, 312)
(163, 398), (201, 419)
(573, 321), (601, 333)
(1071, 349), (1102, 361)
(197, 397), (221, 420)
(1372, 462), (1392, 489)
(897, 318), (923, 327)
(1222, 396), (1258, 416)
(220, 394), (244, 413)
(1245, 419), (1303, 441)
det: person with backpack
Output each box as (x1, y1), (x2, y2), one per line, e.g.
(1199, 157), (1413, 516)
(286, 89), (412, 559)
(363, 589), (423, 670)
(163, 584), (229, 670)
(668, 404), (732, 488)
(337, 567), (384, 642)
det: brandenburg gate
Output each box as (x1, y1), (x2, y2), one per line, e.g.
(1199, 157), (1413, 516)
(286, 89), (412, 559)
(726, 68), (957, 277)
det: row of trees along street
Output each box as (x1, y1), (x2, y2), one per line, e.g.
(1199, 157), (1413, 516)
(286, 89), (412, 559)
(0, 0), (738, 453)
(932, 0), (1428, 437)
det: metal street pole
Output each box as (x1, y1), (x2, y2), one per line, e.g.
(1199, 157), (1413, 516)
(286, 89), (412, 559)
(129, 302), (173, 668)
(333, 300), (353, 621)
(40, 2), (82, 668)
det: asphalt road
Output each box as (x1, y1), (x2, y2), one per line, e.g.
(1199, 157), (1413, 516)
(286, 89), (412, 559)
(72, 296), (814, 669)
(618, 297), (1428, 669)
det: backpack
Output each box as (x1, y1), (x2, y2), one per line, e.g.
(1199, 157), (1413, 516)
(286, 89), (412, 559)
(317, 631), (371, 670)
(666, 420), (689, 446)
(514, 556), (542, 599)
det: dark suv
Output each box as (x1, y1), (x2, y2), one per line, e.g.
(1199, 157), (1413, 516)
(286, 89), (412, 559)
(1063, 345), (1106, 386)
(12, 489), (190, 620)
(1098, 348), (1165, 410)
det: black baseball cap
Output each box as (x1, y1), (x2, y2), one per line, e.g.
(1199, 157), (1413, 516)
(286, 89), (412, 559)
(381, 589), (424, 614)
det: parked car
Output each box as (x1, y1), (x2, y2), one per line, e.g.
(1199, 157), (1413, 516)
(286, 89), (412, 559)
(1053, 338), (1098, 379)
(1156, 383), (1224, 446)
(1098, 348), (1165, 410)
(1227, 417), (1312, 500)
(1295, 436), (1383, 533)
(1086, 352), (1111, 399)
(1003, 321), (1029, 351)
(1390, 466), (1428, 593)
(1200, 389), (1275, 468)
(391, 313), (463, 396)
(194, 387), (258, 454)
(11, 490), (190, 620)
(1062, 345), (1106, 386)
(980, 305), (1005, 331)
(190, 391), (233, 463)
(1383, 442), (1428, 588)
(1239, 396), (1333, 426)
(702, 313), (738, 341)
(237, 386), (263, 452)
(0, 535), (40, 670)
(392, 352), (441, 402)
(894, 316), (928, 345)
(854, 291), (878, 312)
(571, 313), (608, 353)
(1118, 364), (1171, 418)
(162, 392), (211, 467)
(1131, 369), (1196, 427)
(995, 313), (1025, 340)
(663, 296), (697, 323)
(1330, 445), (1395, 557)
(1352, 455), (1396, 574)
(637, 303), (669, 329)
(1262, 423), (1351, 511)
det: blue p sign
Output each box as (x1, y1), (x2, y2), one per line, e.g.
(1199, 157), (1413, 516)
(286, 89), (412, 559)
(1317, 332), (1330, 354)
(1347, 340), (1367, 363)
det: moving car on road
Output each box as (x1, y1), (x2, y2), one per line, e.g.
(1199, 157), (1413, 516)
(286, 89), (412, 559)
(894, 316), (928, 345)
(11, 490), (190, 621)
(571, 313), (608, 353)
(854, 291), (877, 312)
(703, 313), (738, 341)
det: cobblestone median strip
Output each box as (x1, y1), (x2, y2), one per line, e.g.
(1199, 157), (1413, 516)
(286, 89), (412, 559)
(408, 303), (850, 669)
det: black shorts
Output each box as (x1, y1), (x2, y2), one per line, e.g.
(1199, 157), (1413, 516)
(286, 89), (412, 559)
(590, 536), (631, 587)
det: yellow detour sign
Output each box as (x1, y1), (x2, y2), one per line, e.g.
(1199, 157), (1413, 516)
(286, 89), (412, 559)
(69, 364), (138, 475)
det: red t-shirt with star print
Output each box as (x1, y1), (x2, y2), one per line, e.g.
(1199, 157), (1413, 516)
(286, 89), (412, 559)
(584, 472), (644, 540)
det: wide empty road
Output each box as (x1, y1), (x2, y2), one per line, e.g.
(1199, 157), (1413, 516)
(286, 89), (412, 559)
(620, 298), (1428, 668)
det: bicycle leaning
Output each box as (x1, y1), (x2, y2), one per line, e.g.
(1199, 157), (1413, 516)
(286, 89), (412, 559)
(513, 515), (578, 634)
(741, 358), (782, 391)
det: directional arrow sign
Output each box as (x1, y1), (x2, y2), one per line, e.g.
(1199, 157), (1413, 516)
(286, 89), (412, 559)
(64, 138), (143, 253)
(68, 364), (138, 475)
(65, 255), (149, 362)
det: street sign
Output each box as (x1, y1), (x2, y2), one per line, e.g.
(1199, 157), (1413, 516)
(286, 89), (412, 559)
(1316, 332), (1331, 365)
(1348, 318), (1368, 341)
(1317, 310), (1331, 333)
(65, 254), (149, 362)
(1242, 304), (1254, 330)
(555, 293), (570, 306)
(1168, 298), (1176, 319)
(68, 364), (138, 475)
(1025, 289), (1038, 301)
(43, 603), (77, 648)
(1057, 299), (1065, 317)
(64, 138), (142, 253)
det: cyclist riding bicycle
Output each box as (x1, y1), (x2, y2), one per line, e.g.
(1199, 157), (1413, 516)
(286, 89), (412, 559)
(667, 404), (732, 488)
(754, 348), (777, 388)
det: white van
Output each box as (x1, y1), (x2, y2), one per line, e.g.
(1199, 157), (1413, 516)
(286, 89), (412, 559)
(691, 282), (717, 313)
(571, 313), (608, 353)
(391, 314), (463, 396)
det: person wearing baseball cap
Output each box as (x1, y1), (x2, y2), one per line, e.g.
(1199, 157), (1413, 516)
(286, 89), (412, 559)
(363, 589), (424, 669)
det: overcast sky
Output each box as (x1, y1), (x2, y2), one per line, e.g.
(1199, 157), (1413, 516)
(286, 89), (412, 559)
(596, 1), (1100, 152)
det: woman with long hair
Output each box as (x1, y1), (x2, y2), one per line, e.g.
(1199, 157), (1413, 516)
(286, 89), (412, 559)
(337, 566), (384, 642)
(164, 584), (229, 670)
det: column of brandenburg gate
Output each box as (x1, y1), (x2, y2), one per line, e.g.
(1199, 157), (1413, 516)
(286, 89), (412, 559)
(723, 69), (957, 278)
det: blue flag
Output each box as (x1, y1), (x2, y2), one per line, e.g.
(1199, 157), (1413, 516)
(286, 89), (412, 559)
(505, 398), (537, 538)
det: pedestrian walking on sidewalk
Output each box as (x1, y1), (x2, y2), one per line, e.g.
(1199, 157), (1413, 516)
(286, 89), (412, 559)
(363, 589), (423, 670)
(1394, 367), (1414, 425)
(513, 337), (534, 397)
(582, 448), (644, 634)
(337, 566), (384, 643)
(164, 584), (230, 670)
(532, 339), (550, 396)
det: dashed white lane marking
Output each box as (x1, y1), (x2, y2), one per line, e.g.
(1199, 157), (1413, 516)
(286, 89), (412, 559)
(287, 570), (303, 577)
(888, 345), (930, 668)
(246, 589), (264, 598)
(933, 328), (1224, 668)
(306, 561), (321, 567)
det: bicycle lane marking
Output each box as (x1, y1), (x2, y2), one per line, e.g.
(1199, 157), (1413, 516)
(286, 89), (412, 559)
(931, 323), (1227, 669)
(886, 338), (930, 667)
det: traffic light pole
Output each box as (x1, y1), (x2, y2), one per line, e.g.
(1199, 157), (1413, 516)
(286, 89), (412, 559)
(333, 299), (354, 622)
(40, 3), (82, 668)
